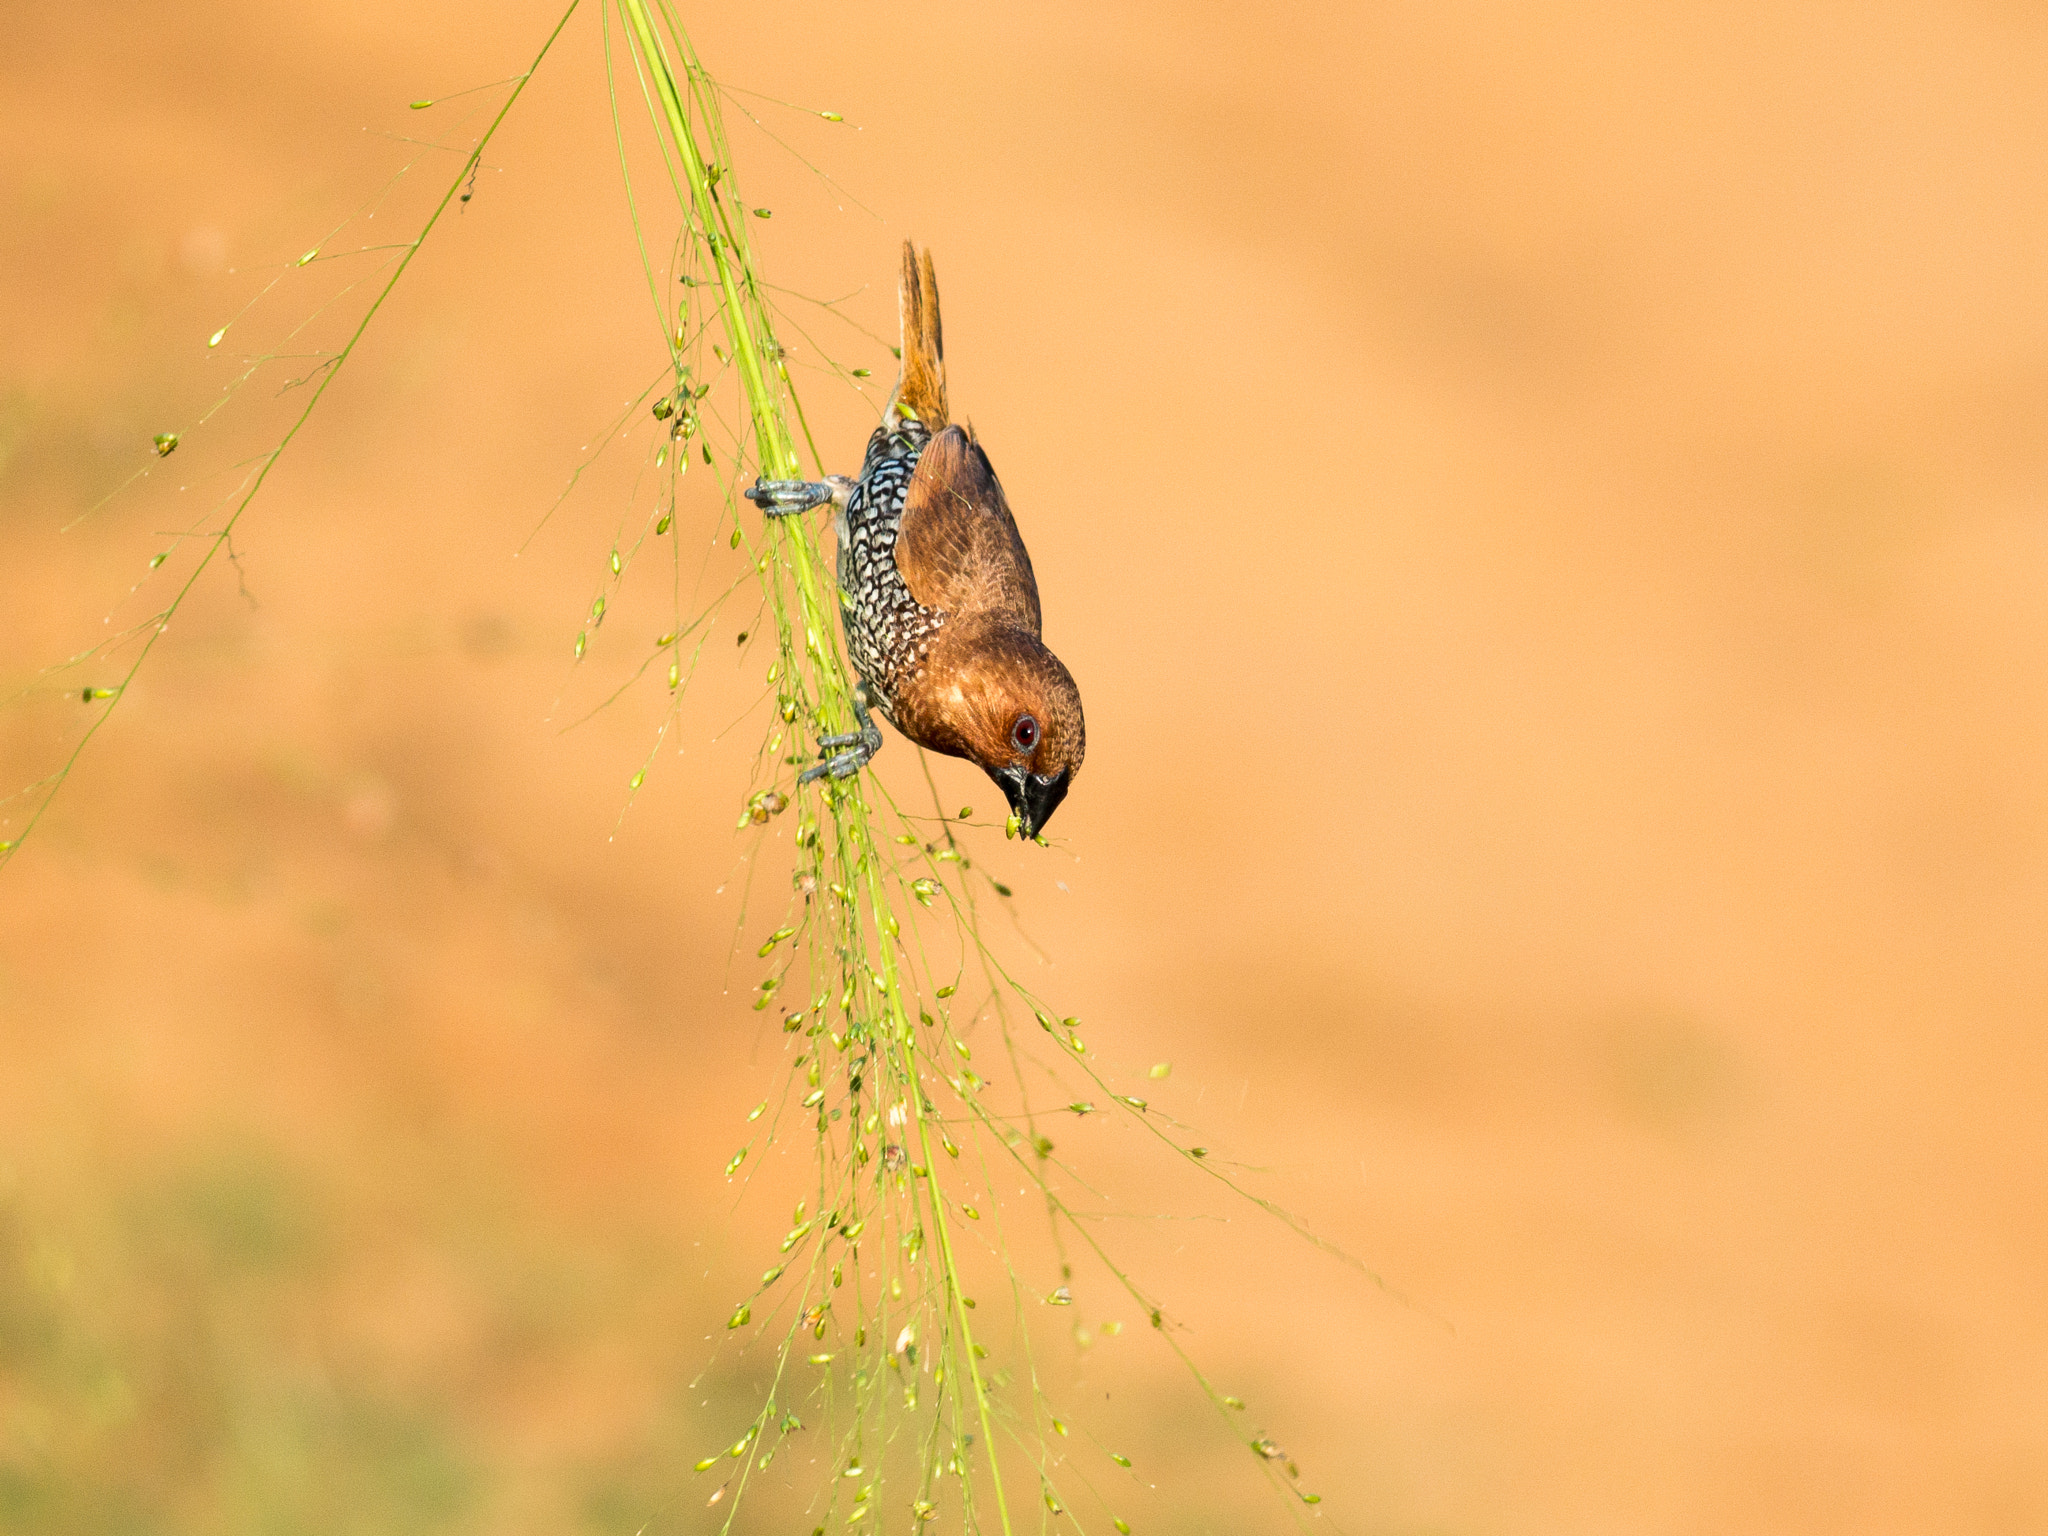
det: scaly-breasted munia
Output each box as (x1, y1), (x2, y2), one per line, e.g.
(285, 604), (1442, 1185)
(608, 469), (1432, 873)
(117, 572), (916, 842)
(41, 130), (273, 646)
(748, 242), (1084, 838)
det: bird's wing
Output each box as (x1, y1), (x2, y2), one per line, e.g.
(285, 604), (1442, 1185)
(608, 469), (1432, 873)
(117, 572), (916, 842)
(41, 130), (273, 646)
(895, 425), (1042, 634)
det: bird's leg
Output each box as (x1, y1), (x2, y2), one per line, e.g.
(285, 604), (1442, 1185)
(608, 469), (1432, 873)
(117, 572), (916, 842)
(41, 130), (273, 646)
(744, 475), (854, 517)
(798, 687), (884, 784)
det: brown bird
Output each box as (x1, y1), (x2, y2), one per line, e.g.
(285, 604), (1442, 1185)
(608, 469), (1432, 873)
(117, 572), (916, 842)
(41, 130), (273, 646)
(747, 242), (1084, 837)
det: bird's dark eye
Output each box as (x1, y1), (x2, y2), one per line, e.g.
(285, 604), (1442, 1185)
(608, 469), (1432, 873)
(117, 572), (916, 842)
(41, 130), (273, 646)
(1011, 715), (1039, 752)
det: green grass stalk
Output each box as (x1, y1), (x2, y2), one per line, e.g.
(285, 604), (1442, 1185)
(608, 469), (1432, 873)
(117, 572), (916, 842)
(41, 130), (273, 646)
(0, 4), (581, 872)
(612, 3), (1019, 1527)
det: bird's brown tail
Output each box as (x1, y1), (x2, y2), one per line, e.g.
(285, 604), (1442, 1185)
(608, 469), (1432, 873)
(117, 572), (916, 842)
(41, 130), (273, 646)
(892, 240), (948, 429)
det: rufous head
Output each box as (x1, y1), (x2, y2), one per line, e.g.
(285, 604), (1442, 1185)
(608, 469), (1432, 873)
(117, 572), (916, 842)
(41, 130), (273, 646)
(937, 630), (1084, 838)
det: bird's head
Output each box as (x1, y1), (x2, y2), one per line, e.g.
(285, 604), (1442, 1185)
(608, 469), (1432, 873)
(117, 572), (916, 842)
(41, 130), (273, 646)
(944, 632), (1084, 839)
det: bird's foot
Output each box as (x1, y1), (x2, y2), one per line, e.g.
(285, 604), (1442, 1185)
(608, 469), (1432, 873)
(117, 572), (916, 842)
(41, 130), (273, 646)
(797, 706), (884, 785)
(744, 476), (853, 517)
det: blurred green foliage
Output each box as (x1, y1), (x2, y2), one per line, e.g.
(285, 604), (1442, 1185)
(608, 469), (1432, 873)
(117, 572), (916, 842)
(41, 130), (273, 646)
(0, 1145), (479, 1536)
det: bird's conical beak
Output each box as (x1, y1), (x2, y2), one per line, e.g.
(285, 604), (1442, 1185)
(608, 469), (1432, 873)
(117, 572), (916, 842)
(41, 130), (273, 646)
(995, 766), (1072, 839)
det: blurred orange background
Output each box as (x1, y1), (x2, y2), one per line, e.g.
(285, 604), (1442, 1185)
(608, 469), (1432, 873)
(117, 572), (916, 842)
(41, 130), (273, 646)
(4, 2), (2047, 1532)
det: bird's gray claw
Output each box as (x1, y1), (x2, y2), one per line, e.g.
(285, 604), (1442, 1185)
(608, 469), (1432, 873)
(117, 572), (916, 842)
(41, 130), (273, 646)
(798, 748), (870, 785)
(744, 476), (854, 517)
(797, 705), (884, 785)
(745, 478), (832, 516)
